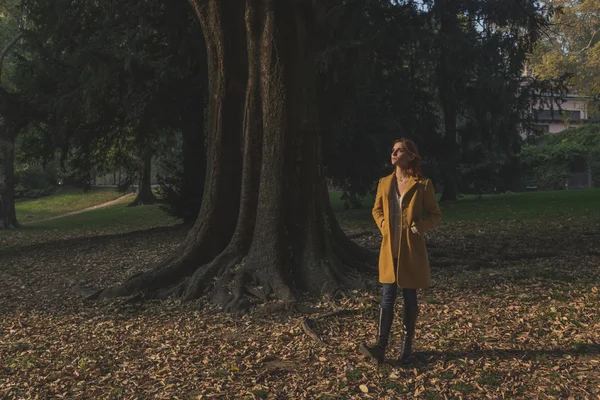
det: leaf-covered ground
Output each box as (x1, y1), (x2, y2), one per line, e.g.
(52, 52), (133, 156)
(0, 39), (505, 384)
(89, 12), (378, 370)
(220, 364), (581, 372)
(1, 212), (600, 399)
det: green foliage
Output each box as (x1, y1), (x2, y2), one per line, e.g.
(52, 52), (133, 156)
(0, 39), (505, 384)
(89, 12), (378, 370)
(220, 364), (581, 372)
(459, 154), (522, 195)
(520, 124), (600, 189)
(421, 0), (557, 199)
(528, 0), (600, 107)
(319, 1), (439, 197)
(318, 0), (557, 199)
(13, 0), (206, 185)
(14, 163), (57, 198)
(155, 150), (202, 223)
(0, 0), (24, 89)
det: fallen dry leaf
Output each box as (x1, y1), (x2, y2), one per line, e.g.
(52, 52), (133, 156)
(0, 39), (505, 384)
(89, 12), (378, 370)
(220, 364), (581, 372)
(1, 217), (599, 398)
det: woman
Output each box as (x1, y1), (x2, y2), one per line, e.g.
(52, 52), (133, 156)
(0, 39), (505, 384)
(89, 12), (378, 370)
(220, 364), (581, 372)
(359, 138), (442, 364)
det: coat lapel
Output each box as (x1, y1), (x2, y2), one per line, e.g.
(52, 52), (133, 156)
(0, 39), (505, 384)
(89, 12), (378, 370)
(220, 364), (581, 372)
(382, 172), (395, 197)
(385, 173), (420, 197)
(404, 176), (419, 196)
(399, 176), (421, 209)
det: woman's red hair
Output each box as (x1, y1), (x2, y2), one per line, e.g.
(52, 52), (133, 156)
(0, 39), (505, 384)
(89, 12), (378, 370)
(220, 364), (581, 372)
(393, 138), (421, 178)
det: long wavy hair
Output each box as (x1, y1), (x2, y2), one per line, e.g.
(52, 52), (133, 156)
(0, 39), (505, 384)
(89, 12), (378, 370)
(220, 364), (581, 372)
(393, 138), (421, 178)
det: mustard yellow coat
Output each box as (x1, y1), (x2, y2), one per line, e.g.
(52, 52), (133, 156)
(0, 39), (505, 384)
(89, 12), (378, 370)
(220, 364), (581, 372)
(372, 173), (442, 288)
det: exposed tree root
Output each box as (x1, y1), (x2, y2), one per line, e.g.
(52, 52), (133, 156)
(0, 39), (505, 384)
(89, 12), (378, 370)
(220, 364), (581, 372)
(91, 233), (225, 300)
(300, 309), (361, 343)
(127, 195), (157, 207)
(301, 317), (322, 343)
(86, 226), (370, 314)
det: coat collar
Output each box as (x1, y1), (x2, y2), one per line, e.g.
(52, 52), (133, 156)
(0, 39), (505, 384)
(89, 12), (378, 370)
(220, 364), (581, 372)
(382, 172), (421, 196)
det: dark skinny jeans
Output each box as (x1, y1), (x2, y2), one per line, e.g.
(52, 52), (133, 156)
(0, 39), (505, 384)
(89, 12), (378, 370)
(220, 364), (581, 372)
(377, 280), (418, 348)
(381, 284), (417, 311)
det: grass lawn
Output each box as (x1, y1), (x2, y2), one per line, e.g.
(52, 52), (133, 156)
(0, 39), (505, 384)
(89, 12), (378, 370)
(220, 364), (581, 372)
(1, 188), (599, 399)
(15, 186), (126, 223)
(29, 201), (177, 232)
(332, 188), (600, 230)
(3, 187), (599, 251)
(1, 199), (179, 253)
(437, 188), (600, 221)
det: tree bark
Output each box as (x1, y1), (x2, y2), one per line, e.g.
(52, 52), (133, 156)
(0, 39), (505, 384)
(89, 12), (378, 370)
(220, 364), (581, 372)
(0, 133), (19, 229)
(129, 146), (157, 206)
(180, 90), (206, 222)
(0, 32), (24, 229)
(92, 0), (373, 311)
(435, 0), (459, 202)
(438, 46), (459, 202)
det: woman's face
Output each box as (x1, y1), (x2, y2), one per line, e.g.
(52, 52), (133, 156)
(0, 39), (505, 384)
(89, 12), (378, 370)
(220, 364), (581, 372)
(391, 142), (415, 169)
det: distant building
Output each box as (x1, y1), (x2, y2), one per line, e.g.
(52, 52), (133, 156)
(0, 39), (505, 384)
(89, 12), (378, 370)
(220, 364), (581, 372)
(532, 93), (590, 134)
(522, 64), (592, 134)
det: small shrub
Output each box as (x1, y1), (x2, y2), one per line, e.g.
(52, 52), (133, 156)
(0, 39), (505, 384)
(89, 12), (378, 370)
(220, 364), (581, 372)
(156, 170), (202, 223)
(14, 166), (57, 199)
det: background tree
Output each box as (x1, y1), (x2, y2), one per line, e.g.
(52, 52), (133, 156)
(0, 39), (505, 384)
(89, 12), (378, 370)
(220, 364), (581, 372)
(15, 0), (207, 205)
(425, 0), (555, 200)
(319, 0), (556, 202)
(0, 88), (25, 228)
(529, 0), (600, 115)
(318, 0), (439, 204)
(0, 0), (28, 228)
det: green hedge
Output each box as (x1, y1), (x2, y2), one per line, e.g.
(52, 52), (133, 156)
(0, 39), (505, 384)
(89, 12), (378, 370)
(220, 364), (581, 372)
(14, 166), (57, 199)
(520, 124), (600, 190)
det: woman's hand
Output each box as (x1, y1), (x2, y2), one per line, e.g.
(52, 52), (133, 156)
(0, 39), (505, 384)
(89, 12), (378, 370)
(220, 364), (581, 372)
(381, 220), (386, 228)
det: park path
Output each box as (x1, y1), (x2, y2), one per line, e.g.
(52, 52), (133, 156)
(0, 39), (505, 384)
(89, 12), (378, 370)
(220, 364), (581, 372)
(22, 193), (135, 225)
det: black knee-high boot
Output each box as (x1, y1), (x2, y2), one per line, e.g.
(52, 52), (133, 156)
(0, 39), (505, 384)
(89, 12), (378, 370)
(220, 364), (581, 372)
(399, 290), (418, 363)
(359, 304), (394, 364)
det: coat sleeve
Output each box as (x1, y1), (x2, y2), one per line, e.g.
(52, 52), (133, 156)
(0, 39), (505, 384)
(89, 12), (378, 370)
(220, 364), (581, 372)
(417, 179), (442, 233)
(372, 179), (385, 229)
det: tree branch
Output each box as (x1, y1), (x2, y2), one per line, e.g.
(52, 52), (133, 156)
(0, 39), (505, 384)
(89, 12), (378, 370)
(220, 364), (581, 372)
(0, 32), (24, 81)
(577, 27), (600, 53)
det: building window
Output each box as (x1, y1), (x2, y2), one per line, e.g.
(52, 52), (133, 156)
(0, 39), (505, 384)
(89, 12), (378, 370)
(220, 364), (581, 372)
(535, 109), (581, 121)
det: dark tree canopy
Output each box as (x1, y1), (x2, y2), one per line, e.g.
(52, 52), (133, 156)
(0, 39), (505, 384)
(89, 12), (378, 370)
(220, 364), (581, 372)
(318, 0), (439, 198)
(14, 0), (207, 197)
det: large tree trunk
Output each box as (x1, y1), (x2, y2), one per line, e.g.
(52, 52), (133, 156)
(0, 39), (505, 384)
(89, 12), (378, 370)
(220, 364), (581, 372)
(0, 33), (24, 229)
(91, 0), (374, 312)
(129, 146), (157, 206)
(0, 133), (19, 229)
(435, 0), (459, 202)
(439, 48), (459, 202)
(180, 91), (206, 223)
